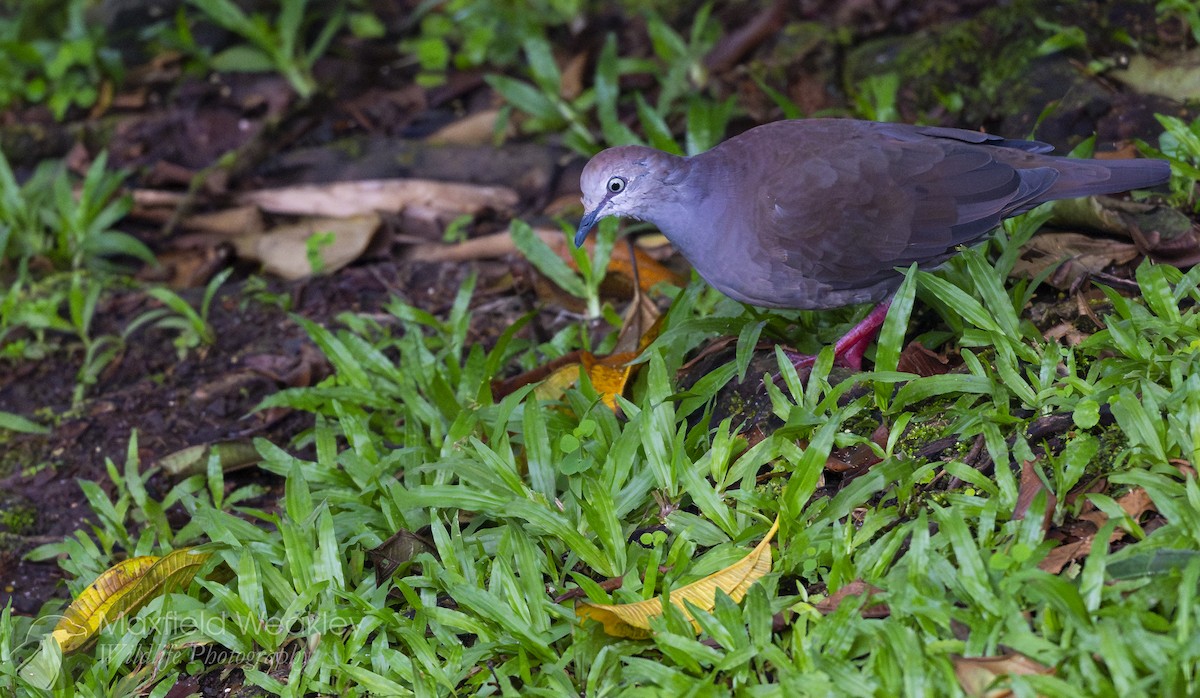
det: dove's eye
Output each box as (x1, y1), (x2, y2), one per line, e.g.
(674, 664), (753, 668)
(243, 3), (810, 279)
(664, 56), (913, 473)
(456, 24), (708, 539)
(607, 176), (626, 193)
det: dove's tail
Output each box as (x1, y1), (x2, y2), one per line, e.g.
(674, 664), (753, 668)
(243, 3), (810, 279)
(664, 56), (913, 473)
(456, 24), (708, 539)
(1044, 157), (1171, 201)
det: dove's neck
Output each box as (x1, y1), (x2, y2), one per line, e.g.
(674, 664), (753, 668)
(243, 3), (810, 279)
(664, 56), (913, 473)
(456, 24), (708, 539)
(644, 153), (727, 262)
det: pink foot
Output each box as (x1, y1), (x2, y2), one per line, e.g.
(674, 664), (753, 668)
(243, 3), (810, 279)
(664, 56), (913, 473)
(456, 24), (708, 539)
(784, 300), (893, 373)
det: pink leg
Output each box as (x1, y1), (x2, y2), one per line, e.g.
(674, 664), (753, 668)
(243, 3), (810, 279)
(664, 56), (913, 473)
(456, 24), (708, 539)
(784, 299), (893, 373)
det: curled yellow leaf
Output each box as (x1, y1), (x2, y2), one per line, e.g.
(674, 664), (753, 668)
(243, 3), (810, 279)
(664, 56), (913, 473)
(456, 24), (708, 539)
(581, 351), (639, 411)
(532, 359), (587, 403)
(52, 547), (212, 653)
(531, 350), (639, 411)
(577, 517), (780, 638)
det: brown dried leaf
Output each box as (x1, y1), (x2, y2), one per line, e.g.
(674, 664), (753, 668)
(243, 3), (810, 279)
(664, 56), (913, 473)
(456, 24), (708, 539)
(1079, 486), (1155, 530)
(145, 244), (234, 289)
(1012, 460), (1055, 530)
(240, 179), (518, 218)
(813, 580), (889, 618)
(241, 343), (328, 388)
(1011, 231), (1139, 290)
(895, 341), (952, 376)
(130, 188), (187, 211)
(1115, 487), (1155, 520)
(408, 229), (545, 263)
(954, 652), (1054, 697)
(369, 529), (436, 585)
(494, 350), (582, 401)
(424, 109), (508, 145)
(1042, 321), (1090, 346)
(1040, 487), (1154, 573)
(231, 214), (380, 280)
(179, 205), (265, 235)
(1039, 537), (1092, 574)
(611, 281), (663, 356)
(559, 51), (588, 100)
(824, 443), (882, 474)
(410, 226), (684, 299)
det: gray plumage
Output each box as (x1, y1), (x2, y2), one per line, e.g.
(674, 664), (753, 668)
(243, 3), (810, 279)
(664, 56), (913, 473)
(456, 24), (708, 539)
(575, 119), (1171, 309)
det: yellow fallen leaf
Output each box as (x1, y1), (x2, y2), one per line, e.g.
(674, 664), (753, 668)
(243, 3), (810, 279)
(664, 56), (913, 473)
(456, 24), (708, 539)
(541, 295), (662, 410)
(53, 548), (213, 653)
(51, 556), (157, 652)
(581, 351), (639, 411)
(577, 517), (780, 638)
(606, 246), (687, 295)
(532, 359), (587, 403)
(499, 285), (662, 411)
(530, 350), (639, 411)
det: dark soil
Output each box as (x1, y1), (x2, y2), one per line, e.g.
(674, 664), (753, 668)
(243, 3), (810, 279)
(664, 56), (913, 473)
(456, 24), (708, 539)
(0, 258), (530, 615)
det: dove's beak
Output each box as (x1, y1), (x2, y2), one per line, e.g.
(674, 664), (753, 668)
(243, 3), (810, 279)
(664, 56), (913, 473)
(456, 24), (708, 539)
(574, 207), (600, 247)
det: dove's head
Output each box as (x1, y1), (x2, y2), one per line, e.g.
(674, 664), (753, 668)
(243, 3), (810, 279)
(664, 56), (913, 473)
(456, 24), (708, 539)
(575, 146), (684, 246)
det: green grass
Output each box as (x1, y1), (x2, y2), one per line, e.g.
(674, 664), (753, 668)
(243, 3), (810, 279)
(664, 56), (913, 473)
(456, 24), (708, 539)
(0, 0), (121, 120)
(0, 148), (165, 401)
(6, 212), (1200, 694)
(487, 6), (733, 156)
(1139, 114), (1200, 213)
(182, 0), (345, 100)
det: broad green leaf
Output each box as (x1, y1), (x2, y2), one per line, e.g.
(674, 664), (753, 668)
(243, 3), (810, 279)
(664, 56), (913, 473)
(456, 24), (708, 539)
(892, 374), (992, 411)
(0, 410), (49, 434)
(211, 45), (276, 72)
(510, 219), (585, 297)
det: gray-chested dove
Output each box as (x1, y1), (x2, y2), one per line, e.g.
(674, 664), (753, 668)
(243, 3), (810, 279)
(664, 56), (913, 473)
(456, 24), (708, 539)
(574, 118), (1170, 366)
